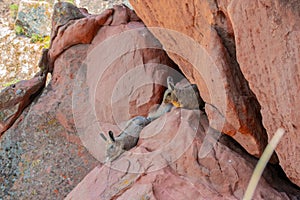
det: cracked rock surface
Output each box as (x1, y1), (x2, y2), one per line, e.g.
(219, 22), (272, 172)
(130, 0), (300, 187)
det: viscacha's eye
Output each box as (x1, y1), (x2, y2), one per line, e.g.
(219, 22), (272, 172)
(11, 84), (16, 88)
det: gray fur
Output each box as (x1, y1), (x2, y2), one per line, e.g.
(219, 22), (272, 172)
(163, 76), (205, 110)
(147, 103), (173, 122)
(100, 116), (150, 162)
(99, 76), (204, 162)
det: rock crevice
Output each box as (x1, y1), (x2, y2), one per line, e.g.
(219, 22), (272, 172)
(1, 1), (300, 199)
(130, 0), (300, 187)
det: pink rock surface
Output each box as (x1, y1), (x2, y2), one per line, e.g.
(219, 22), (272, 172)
(0, 4), (178, 199)
(85, 5), (179, 125)
(47, 3), (179, 130)
(129, 0), (270, 160)
(66, 109), (300, 199)
(47, 2), (113, 72)
(2, 2), (300, 199)
(227, 0), (300, 187)
(0, 44), (99, 199)
(49, 10), (113, 60)
(0, 73), (46, 135)
(71, 6), (179, 164)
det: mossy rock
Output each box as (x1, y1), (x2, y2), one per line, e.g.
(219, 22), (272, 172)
(15, 0), (52, 38)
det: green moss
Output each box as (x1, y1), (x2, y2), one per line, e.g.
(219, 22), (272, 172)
(9, 3), (19, 11)
(2, 79), (20, 87)
(15, 25), (25, 35)
(30, 34), (50, 49)
(66, 0), (75, 4)
(9, 4), (19, 19)
(30, 33), (44, 43)
(43, 36), (50, 48)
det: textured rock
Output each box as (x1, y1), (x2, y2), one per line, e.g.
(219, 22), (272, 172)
(47, 2), (112, 72)
(50, 2), (85, 38)
(0, 44), (98, 199)
(71, 5), (179, 165)
(0, 72), (46, 135)
(2, 1), (299, 199)
(15, 0), (52, 37)
(130, 0), (300, 187)
(48, 9), (113, 69)
(129, 0), (270, 160)
(0, 4), (180, 199)
(227, 0), (300, 187)
(78, 0), (133, 14)
(66, 109), (300, 199)
(85, 5), (179, 125)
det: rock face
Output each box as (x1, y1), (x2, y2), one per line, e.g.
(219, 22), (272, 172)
(78, 0), (132, 14)
(66, 109), (300, 199)
(1, 2), (300, 199)
(0, 4), (178, 199)
(227, 0), (300, 187)
(0, 44), (98, 198)
(16, 0), (52, 37)
(71, 5), (179, 164)
(129, 0), (269, 161)
(129, 0), (300, 186)
(86, 6), (179, 125)
(47, 2), (109, 72)
(0, 72), (46, 135)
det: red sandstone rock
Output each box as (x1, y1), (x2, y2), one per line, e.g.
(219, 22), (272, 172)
(227, 0), (300, 187)
(130, 0), (300, 187)
(2, 2), (299, 199)
(129, 0), (270, 160)
(0, 5), (180, 199)
(0, 72), (46, 135)
(48, 3), (178, 127)
(84, 5), (178, 125)
(0, 44), (99, 199)
(71, 5), (179, 164)
(66, 109), (300, 199)
(48, 6), (113, 72)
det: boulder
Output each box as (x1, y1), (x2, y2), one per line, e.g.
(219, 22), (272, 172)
(0, 44), (98, 199)
(71, 5), (179, 163)
(2, 2), (299, 199)
(129, 0), (270, 160)
(66, 109), (300, 199)
(130, 0), (300, 186)
(227, 0), (300, 187)
(0, 4), (179, 199)
(77, 0), (133, 14)
(15, 0), (52, 37)
(85, 5), (179, 126)
(0, 72), (46, 135)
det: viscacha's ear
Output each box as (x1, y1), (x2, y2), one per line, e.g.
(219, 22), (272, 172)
(167, 76), (175, 91)
(99, 133), (107, 141)
(108, 130), (115, 142)
(163, 89), (172, 103)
